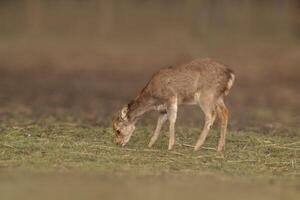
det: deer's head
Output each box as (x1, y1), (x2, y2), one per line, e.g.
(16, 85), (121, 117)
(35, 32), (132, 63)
(112, 105), (135, 146)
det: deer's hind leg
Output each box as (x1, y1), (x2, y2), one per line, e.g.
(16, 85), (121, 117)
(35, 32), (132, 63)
(148, 111), (168, 148)
(216, 98), (228, 152)
(194, 100), (217, 151)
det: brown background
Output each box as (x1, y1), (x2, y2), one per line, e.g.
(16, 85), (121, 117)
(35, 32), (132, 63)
(0, 0), (299, 133)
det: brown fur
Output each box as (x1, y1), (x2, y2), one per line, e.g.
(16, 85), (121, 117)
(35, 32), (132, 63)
(112, 58), (235, 151)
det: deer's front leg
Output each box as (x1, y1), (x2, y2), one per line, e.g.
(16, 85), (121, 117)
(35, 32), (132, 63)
(148, 111), (167, 148)
(167, 96), (178, 150)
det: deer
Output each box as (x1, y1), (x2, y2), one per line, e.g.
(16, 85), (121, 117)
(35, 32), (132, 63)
(112, 58), (235, 152)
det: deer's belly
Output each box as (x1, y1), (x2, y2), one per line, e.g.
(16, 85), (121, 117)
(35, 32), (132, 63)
(178, 92), (201, 105)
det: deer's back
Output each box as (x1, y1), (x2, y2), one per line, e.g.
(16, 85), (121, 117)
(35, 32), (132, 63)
(144, 58), (234, 104)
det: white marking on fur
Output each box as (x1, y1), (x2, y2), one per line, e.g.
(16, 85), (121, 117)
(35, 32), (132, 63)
(156, 104), (166, 111)
(194, 92), (201, 102)
(208, 123), (212, 129)
(169, 96), (178, 122)
(225, 72), (235, 95)
(228, 73), (235, 89)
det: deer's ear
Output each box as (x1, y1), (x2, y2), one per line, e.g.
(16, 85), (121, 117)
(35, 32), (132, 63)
(120, 105), (129, 121)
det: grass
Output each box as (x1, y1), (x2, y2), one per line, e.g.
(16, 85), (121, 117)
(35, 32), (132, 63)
(0, 116), (299, 175)
(0, 115), (299, 200)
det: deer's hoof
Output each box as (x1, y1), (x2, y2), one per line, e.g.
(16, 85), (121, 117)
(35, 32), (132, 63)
(168, 145), (174, 150)
(194, 146), (200, 151)
(217, 145), (225, 152)
(148, 143), (153, 148)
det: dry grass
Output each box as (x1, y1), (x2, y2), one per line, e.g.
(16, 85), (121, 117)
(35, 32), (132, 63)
(0, 116), (299, 200)
(0, 116), (299, 175)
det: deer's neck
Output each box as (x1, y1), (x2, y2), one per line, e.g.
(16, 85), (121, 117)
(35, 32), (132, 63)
(127, 94), (155, 123)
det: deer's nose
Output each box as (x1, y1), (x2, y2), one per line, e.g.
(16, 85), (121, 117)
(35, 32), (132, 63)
(115, 137), (123, 146)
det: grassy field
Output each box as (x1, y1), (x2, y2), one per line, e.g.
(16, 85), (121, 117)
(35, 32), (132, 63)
(1, 116), (299, 175)
(0, 116), (299, 199)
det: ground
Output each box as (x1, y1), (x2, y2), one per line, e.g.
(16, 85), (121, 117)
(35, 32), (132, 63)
(0, 115), (299, 200)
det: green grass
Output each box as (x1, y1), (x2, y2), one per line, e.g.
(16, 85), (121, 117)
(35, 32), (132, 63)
(0, 116), (299, 200)
(0, 116), (299, 176)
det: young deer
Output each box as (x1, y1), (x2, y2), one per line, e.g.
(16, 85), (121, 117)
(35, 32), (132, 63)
(112, 58), (235, 152)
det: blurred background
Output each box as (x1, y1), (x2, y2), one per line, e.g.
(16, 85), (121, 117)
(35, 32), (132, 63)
(0, 0), (299, 133)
